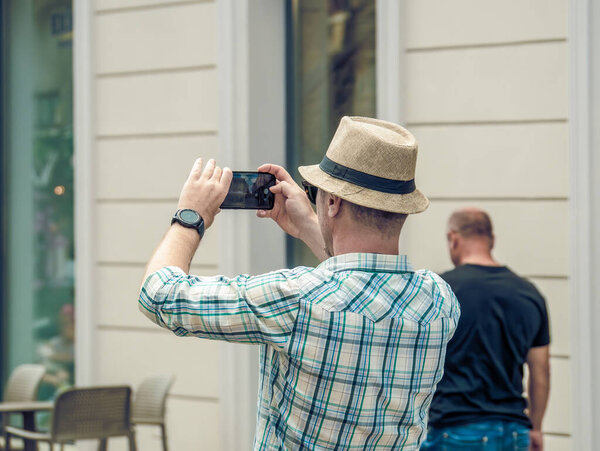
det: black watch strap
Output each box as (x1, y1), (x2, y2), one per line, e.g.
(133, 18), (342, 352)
(171, 209), (205, 239)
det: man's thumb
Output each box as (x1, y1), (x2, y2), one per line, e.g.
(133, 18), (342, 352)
(271, 181), (291, 196)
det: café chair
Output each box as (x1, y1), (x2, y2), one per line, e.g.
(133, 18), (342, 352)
(5, 386), (136, 451)
(3, 364), (46, 403)
(131, 375), (174, 451)
(1, 364), (46, 448)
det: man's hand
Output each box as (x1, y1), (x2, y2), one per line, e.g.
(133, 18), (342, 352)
(256, 164), (314, 238)
(141, 159), (232, 282)
(529, 429), (543, 450)
(256, 164), (328, 261)
(178, 158), (233, 229)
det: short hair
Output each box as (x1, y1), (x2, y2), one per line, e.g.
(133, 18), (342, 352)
(345, 201), (408, 235)
(448, 209), (493, 241)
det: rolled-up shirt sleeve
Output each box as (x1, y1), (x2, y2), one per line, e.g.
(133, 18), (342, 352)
(138, 266), (305, 351)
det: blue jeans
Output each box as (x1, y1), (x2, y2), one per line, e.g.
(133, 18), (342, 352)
(420, 420), (530, 451)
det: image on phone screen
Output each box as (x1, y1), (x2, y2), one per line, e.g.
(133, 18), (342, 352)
(220, 172), (276, 210)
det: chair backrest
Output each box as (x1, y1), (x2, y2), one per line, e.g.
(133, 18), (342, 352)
(132, 375), (175, 424)
(51, 386), (132, 442)
(3, 364), (46, 402)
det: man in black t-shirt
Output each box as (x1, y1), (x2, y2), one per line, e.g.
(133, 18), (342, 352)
(421, 208), (550, 451)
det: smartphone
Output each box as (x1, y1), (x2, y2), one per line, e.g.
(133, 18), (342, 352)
(220, 171), (276, 210)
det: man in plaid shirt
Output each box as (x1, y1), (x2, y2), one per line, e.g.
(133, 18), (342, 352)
(139, 117), (460, 450)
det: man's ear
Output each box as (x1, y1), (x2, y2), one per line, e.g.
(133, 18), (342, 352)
(328, 195), (342, 218)
(448, 231), (460, 251)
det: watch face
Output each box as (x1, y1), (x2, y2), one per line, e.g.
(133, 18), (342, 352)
(180, 209), (200, 224)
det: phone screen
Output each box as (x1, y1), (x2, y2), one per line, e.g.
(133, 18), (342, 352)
(220, 171), (276, 210)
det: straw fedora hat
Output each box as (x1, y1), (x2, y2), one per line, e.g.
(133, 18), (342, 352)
(298, 116), (429, 214)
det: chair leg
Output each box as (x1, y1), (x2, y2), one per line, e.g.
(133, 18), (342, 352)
(160, 424), (168, 451)
(2, 415), (8, 451)
(97, 438), (107, 451)
(128, 431), (137, 451)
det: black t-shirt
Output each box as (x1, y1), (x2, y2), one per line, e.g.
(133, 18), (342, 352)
(428, 264), (550, 428)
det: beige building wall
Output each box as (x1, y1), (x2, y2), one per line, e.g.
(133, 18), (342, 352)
(401, 1), (571, 450)
(90, 0), (222, 449)
(78, 0), (579, 449)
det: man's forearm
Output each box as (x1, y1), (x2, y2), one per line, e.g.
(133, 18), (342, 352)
(143, 224), (200, 282)
(528, 374), (550, 430)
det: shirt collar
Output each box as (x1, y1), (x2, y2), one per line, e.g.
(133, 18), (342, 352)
(317, 252), (414, 274)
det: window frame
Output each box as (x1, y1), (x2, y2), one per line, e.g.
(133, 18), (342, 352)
(0, 0), (7, 389)
(284, 0), (404, 266)
(569, 0), (600, 448)
(73, 0), (94, 388)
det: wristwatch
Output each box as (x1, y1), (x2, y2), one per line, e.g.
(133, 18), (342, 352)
(171, 209), (205, 238)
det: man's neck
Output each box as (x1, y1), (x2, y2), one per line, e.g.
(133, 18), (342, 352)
(332, 230), (400, 256)
(334, 242), (399, 256)
(459, 254), (501, 267)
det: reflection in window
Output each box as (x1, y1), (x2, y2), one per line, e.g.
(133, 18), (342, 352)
(287, 0), (376, 267)
(2, 0), (74, 405)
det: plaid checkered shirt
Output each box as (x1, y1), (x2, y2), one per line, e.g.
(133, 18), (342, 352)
(139, 253), (460, 450)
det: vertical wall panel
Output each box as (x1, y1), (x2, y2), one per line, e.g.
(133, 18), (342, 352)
(96, 70), (218, 136)
(405, 0), (567, 49)
(404, 1), (571, 444)
(91, 2), (223, 449)
(406, 43), (568, 123)
(96, 202), (220, 265)
(95, 2), (217, 73)
(544, 436), (571, 451)
(95, 329), (220, 398)
(402, 200), (568, 276)
(96, 264), (218, 329)
(413, 123), (569, 198)
(95, 0), (202, 12)
(544, 357), (572, 434)
(103, 398), (221, 451)
(96, 135), (220, 200)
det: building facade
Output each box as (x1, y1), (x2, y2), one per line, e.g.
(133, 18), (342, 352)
(2, 0), (600, 450)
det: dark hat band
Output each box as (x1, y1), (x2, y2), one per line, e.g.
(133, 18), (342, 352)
(319, 156), (416, 195)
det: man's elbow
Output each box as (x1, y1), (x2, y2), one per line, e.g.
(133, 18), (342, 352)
(138, 295), (159, 325)
(138, 282), (166, 327)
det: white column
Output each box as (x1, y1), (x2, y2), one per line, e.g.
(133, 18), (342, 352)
(73, 0), (95, 390)
(217, 1), (286, 449)
(588, 0), (600, 446)
(569, 0), (600, 449)
(376, 0), (404, 125)
(73, 1), (96, 450)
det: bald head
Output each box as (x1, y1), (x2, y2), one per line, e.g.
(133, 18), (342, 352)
(447, 208), (494, 243)
(446, 208), (497, 266)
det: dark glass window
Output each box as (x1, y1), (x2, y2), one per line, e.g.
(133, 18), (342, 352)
(2, 0), (74, 405)
(286, 0), (376, 267)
